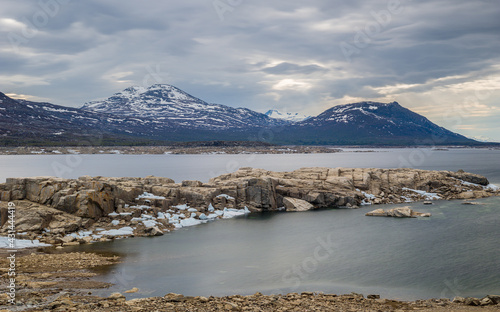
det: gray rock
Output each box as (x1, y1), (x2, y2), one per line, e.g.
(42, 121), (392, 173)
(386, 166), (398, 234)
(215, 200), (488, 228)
(61, 236), (76, 243)
(367, 294), (380, 299)
(283, 197), (314, 212)
(464, 297), (480, 306)
(366, 207), (431, 218)
(452, 296), (465, 303)
(181, 180), (203, 187)
(108, 292), (125, 300)
(388, 207), (413, 218)
(486, 295), (500, 304)
(149, 226), (164, 236)
(480, 297), (493, 306)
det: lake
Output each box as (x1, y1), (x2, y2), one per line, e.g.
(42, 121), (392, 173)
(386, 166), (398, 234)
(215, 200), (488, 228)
(2, 148), (500, 300)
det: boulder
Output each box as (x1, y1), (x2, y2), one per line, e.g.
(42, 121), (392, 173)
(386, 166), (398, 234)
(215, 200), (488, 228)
(450, 171), (489, 186)
(366, 207), (431, 218)
(144, 176), (175, 185)
(0, 191), (11, 202)
(480, 297), (493, 306)
(283, 197), (314, 212)
(365, 209), (387, 217)
(149, 226), (164, 236)
(486, 295), (500, 305)
(181, 180), (203, 187)
(452, 296), (465, 303)
(39, 185), (56, 204)
(113, 186), (144, 204)
(61, 236), (76, 243)
(388, 207), (413, 218)
(245, 178), (278, 210)
(108, 292), (126, 300)
(456, 192), (475, 200)
(0, 201), (82, 233)
(464, 297), (480, 306)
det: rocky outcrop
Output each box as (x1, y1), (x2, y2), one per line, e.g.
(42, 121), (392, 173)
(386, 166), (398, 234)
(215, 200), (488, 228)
(1, 168), (498, 217)
(209, 167), (499, 211)
(365, 207), (431, 218)
(0, 168), (498, 245)
(0, 201), (85, 234)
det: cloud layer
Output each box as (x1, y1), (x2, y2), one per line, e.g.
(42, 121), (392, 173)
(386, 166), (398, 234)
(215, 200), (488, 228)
(1, 0), (499, 140)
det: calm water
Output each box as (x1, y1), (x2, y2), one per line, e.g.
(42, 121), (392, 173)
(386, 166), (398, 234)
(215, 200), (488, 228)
(1, 148), (499, 184)
(2, 148), (500, 300)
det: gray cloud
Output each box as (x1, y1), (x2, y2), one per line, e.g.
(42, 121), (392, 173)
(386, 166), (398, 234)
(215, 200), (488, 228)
(0, 0), (499, 139)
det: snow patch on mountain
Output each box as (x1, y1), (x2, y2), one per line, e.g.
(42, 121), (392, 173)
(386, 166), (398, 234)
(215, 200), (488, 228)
(265, 109), (310, 122)
(299, 101), (398, 126)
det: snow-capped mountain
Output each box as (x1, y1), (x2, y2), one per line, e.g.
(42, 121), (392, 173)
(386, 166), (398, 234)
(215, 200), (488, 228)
(82, 84), (286, 130)
(265, 109), (310, 122)
(276, 101), (476, 145)
(0, 89), (487, 146)
(0, 91), (181, 143)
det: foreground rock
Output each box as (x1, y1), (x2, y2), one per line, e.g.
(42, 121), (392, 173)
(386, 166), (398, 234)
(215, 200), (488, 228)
(15, 292), (500, 312)
(0, 252), (118, 309)
(0, 168), (498, 246)
(366, 206), (432, 218)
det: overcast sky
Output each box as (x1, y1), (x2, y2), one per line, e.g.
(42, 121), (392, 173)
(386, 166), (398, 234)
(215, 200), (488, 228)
(1, 0), (499, 140)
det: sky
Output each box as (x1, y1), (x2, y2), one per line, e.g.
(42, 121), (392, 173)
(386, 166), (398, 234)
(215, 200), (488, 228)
(1, 0), (499, 141)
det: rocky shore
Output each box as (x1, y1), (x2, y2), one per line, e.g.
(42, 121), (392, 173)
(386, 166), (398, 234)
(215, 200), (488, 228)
(1, 168), (500, 311)
(0, 249), (499, 312)
(1, 167), (499, 247)
(33, 292), (500, 312)
(0, 145), (343, 155)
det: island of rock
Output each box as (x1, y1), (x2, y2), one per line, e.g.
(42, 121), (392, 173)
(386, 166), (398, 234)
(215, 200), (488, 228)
(365, 206), (432, 218)
(1, 167), (498, 246)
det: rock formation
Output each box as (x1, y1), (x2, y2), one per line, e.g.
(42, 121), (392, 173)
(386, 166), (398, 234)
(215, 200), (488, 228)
(0, 167), (498, 245)
(365, 207), (431, 218)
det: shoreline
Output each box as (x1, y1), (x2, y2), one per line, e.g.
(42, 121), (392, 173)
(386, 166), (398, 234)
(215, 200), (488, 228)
(1, 167), (499, 310)
(0, 145), (498, 156)
(0, 145), (345, 156)
(0, 249), (499, 312)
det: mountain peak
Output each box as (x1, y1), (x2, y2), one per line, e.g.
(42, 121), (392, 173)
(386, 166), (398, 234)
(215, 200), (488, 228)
(0, 89), (481, 145)
(289, 100), (476, 145)
(116, 84), (192, 101)
(81, 84), (286, 130)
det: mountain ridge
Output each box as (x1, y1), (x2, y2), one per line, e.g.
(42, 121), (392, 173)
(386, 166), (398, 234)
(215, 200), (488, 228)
(284, 101), (474, 145)
(82, 84), (287, 130)
(0, 86), (491, 146)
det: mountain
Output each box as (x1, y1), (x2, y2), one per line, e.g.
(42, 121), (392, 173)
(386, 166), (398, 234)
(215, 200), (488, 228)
(0, 91), (181, 145)
(0, 86), (488, 146)
(82, 84), (286, 130)
(274, 101), (476, 145)
(0, 92), (95, 142)
(265, 109), (310, 122)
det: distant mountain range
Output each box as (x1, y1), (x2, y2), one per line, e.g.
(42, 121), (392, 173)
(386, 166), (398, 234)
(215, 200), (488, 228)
(264, 109), (310, 122)
(0, 84), (491, 146)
